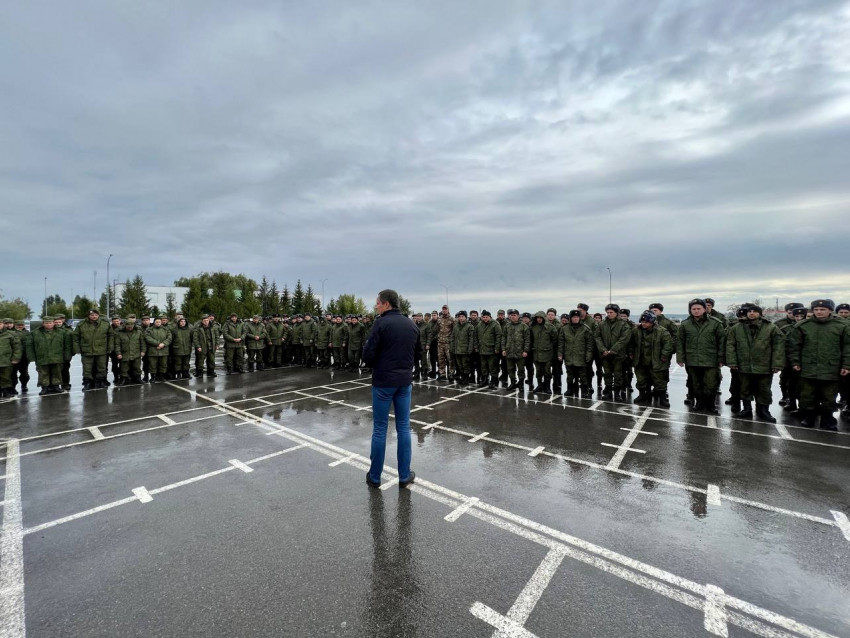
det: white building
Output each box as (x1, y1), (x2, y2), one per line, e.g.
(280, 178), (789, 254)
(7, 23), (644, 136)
(113, 283), (189, 312)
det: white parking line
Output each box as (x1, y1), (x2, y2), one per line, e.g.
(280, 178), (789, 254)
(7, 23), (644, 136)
(379, 477), (400, 490)
(329, 453), (359, 467)
(775, 423), (793, 440)
(601, 443), (647, 454)
(707, 485), (722, 507)
(619, 427), (658, 436)
(132, 487), (153, 503)
(156, 414), (177, 426)
(228, 459), (254, 473)
(831, 511), (850, 541)
(468, 432), (490, 443)
(589, 401), (602, 410)
(87, 426), (105, 440)
(606, 407), (653, 470)
(444, 497), (480, 522)
(704, 584), (729, 637)
(0, 441), (24, 638)
(528, 446), (545, 457)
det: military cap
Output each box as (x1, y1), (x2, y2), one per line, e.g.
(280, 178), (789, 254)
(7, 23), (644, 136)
(55, 313), (66, 319)
(229, 312), (238, 318)
(141, 315), (151, 320)
(639, 311), (656, 324)
(688, 298), (707, 309)
(497, 309), (505, 315)
(508, 309), (519, 315)
(705, 298), (716, 305)
(126, 314), (136, 319)
(568, 309), (581, 319)
(521, 312), (531, 319)
(593, 313), (603, 319)
(304, 312), (312, 316)
(577, 303), (589, 311)
(481, 310), (491, 317)
(158, 314), (168, 320)
(837, 303), (850, 313)
(88, 308), (100, 315)
(648, 303), (664, 311)
(272, 313), (279, 318)
(456, 310), (467, 318)
(748, 305), (763, 314)
(811, 299), (835, 311)
(560, 313), (568, 319)
(736, 307), (749, 319)
(15, 319), (25, 325)
(41, 315), (55, 322)
(619, 308), (630, 317)
(605, 303), (620, 313)
(792, 307), (808, 317)
(111, 315), (121, 321)
(413, 312), (422, 317)
(253, 315), (262, 320)
(201, 313), (210, 319)
(333, 314), (341, 319)
(126, 318), (136, 325)
(784, 302), (804, 312)
(1, 318), (14, 323)
(547, 308), (557, 314)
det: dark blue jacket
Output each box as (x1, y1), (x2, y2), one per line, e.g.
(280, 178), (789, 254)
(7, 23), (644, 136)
(363, 309), (421, 387)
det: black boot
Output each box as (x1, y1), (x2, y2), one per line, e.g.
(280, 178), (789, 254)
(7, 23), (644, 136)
(729, 399), (741, 413)
(633, 391), (651, 404)
(601, 387), (613, 399)
(208, 371), (217, 377)
(488, 375), (497, 389)
(702, 395), (719, 414)
(778, 393), (789, 407)
(820, 410), (838, 431)
(755, 403), (776, 423)
(143, 373), (150, 383)
(738, 400), (753, 419)
(684, 393), (691, 406)
(784, 398), (797, 412)
(39, 387), (49, 396)
(692, 396), (705, 411)
(507, 381), (518, 391)
(799, 411), (817, 428)
(655, 392), (670, 408)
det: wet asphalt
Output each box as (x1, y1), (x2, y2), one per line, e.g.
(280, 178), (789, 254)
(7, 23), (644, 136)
(1, 361), (849, 638)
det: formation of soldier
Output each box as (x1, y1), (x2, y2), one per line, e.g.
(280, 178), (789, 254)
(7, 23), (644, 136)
(2, 299), (848, 430)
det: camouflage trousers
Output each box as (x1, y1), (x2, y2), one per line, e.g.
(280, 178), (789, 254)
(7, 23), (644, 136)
(437, 338), (452, 375)
(37, 364), (63, 387)
(565, 365), (588, 389)
(740, 373), (774, 405)
(634, 365), (666, 394)
(506, 357), (526, 382)
(799, 378), (838, 412)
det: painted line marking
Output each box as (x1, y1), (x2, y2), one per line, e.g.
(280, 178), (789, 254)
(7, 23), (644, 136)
(379, 477), (400, 491)
(601, 443), (646, 454)
(707, 485), (722, 507)
(329, 453), (358, 467)
(707, 416), (718, 429)
(831, 511), (850, 541)
(156, 414), (177, 425)
(589, 401), (602, 410)
(420, 421), (443, 430)
(228, 459), (254, 473)
(469, 603), (538, 638)
(704, 584), (729, 637)
(87, 426), (105, 440)
(415, 406), (434, 410)
(606, 407), (653, 470)
(528, 446), (545, 457)
(0, 440), (25, 638)
(132, 487), (153, 503)
(444, 497), (480, 522)
(253, 398), (274, 405)
(775, 423), (793, 440)
(468, 432), (490, 443)
(619, 428), (658, 436)
(544, 394), (558, 404)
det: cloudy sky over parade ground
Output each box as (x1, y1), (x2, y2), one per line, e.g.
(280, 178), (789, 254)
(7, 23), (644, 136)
(2, 1), (849, 314)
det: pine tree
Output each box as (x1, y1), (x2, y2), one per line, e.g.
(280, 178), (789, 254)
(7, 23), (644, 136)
(268, 281), (280, 315)
(257, 276), (271, 315)
(280, 284), (291, 315)
(304, 285), (316, 315)
(398, 294), (412, 316)
(292, 280), (305, 314)
(118, 275), (151, 318)
(73, 295), (95, 320)
(165, 293), (177, 320)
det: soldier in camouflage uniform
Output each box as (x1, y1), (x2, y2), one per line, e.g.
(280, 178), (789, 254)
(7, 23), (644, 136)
(428, 311), (439, 378)
(331, 315), (348, 370)
(496, 310), (508, 382)
(316, 315), (333, 368)
(413, 313), (430, 380)
(54, 313), (75, 390)
(0, 318), (23, 398)
(12, 320), (30, 393)
(774, 303), (805, 406)
(435, 305), (455, 381)
(223, 312), (245, 374)
(347, 315), (367, 371)
(244, 315), (268, 372)
(301, 313), (318, 368)
(450, 311), (474, 384)
(192, 314), (218, 377)
(475, 310), (502, 388)
(115, 318), (146, 385)
(467, 310), (481, 383)
(502, 309), (530, 391)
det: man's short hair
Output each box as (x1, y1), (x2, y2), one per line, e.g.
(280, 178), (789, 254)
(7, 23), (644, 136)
(377, 289), (400, 309)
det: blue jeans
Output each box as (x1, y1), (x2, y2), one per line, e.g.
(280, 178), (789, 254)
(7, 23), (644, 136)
(368, 385), (413, 484)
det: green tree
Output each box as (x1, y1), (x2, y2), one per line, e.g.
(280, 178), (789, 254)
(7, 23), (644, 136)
(44, 294), (70, 318)
(398, 294), (412, 316)
(326, 294), (368, 316)
(165, 293), (178, 320)
(72, 294), (95, 320)
(292, 280), (305, 314)
(174, 271), (262, 322)
(257, 276), (271, 315)
(304, 284), (317, 315)
(0, 295), (33, 321)
(118, 275), (151, 318)
(280, 284), (291, 315)
(268, 281), (280, 315)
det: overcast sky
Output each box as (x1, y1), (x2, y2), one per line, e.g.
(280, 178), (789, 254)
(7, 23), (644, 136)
(2, 1), (849, 316)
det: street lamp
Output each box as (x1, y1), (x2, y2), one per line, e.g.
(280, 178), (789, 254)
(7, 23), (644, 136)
(440, 284), (451, 306)
(606, 268), (612, 304)
(106, 254), (114, 319)
(43, 277), (47, 316)
(93, 270), (97, 303)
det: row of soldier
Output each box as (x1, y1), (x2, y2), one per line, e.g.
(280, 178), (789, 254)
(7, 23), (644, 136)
(410, 300), (850, 431)
(0, 310), (377, 395)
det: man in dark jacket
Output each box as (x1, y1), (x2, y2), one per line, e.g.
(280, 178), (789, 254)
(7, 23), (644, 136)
(74, 308), (114, 390)
(595, 304), (632, 401)
(629, 311), (674, 407)
(363, 289), (421, 489)
(677, 299), (726, 414)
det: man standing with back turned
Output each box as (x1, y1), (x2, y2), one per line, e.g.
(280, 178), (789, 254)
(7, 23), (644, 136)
(363, 289), (421, 489)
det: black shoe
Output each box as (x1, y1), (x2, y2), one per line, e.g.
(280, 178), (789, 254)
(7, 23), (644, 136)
(399, 471), (416, 489)
(7, 387), (18, 396)
(738, 401), (753, 419)
(601, 387), (613, 399)
(799, 411), (817, 428)
(20, 385), (28, 394)
(820, 412), (838, 431)
(683, 394), (691, 405)
(39, 387), (49, 396)
(756, 403), (776, 424)
(208, 371), (217, 377)
(656, 394), (671, 409)
(702, 396), (719, 414)
(778, 396), (789, 407)
(841, 409), (850, 423)
(366, 474), (381, 489)
(143, 375), (150, 383)
(633, 392), (651, 404)
(507, 382), (518, 390)
(580, 387), (592, 398)
(784, 399), (798, 412)
(730, 400), (741, 413)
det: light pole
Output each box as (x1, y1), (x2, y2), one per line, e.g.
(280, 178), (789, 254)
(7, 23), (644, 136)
(320, 278), (328, 312)
(93, 270), (97, 305)
(113, 279), (118, 316)
(440, 284), (451, 307)
(43, 277), (47, 317)
(606, 268), (612, 304)
(106, 254), (114, 319)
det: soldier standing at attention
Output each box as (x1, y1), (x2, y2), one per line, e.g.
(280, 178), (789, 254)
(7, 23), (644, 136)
(74, 308), (113, 391)
(677, 299), (725, 414)
(496, 310), (509, 382)
(347, 315), (367, 371)
(502, 309), (530, 391)
(594, 304), (632, 401)
(558, 309), (594, 398)
(144, 316), (172, 383)
(331, 315), (348, 370)
(787, 299), (850, 430)
(0, 318), (22, 398)
(475, 310), (502, 389)
(468, 310), (481, 384)
(140, 315), (153, 382)
(26, 316), (70, 395)
(618, 309), (636, 393)
(521, 312), (535, 387)
(530, 311), (557, 394)
(244, 315), (267, 372)
(170, 317), (194, 379)
(12, 319), (30, 394)
(450, 311), (474, 385)
(301, 312), (318, 368)
(628, 311), (673, 407)
(316, 315), (333, 368)
(576, 303), (597, 394)
(192, 315), (217, 377)
(53, 314), (74, 391)
(428, 311), (439, 378)
(223, 312), (245, 374)
(435, 305), (455, 382)
(115, 318), (146, 385)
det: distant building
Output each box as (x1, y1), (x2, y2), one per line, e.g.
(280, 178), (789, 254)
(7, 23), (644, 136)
(113, 283), (189, 312)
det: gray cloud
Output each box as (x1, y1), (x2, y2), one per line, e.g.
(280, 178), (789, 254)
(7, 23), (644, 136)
(1, 0), (849, 315)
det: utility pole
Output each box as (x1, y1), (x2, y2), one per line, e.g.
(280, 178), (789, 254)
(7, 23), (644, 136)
(440, 284), (451, 306)
(93, 270), (97, 303)
(320, 278), (328, 312)
(106, 254), (113, 319)
(606, 268), (612, 304)
(43, 277), (47, 317)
